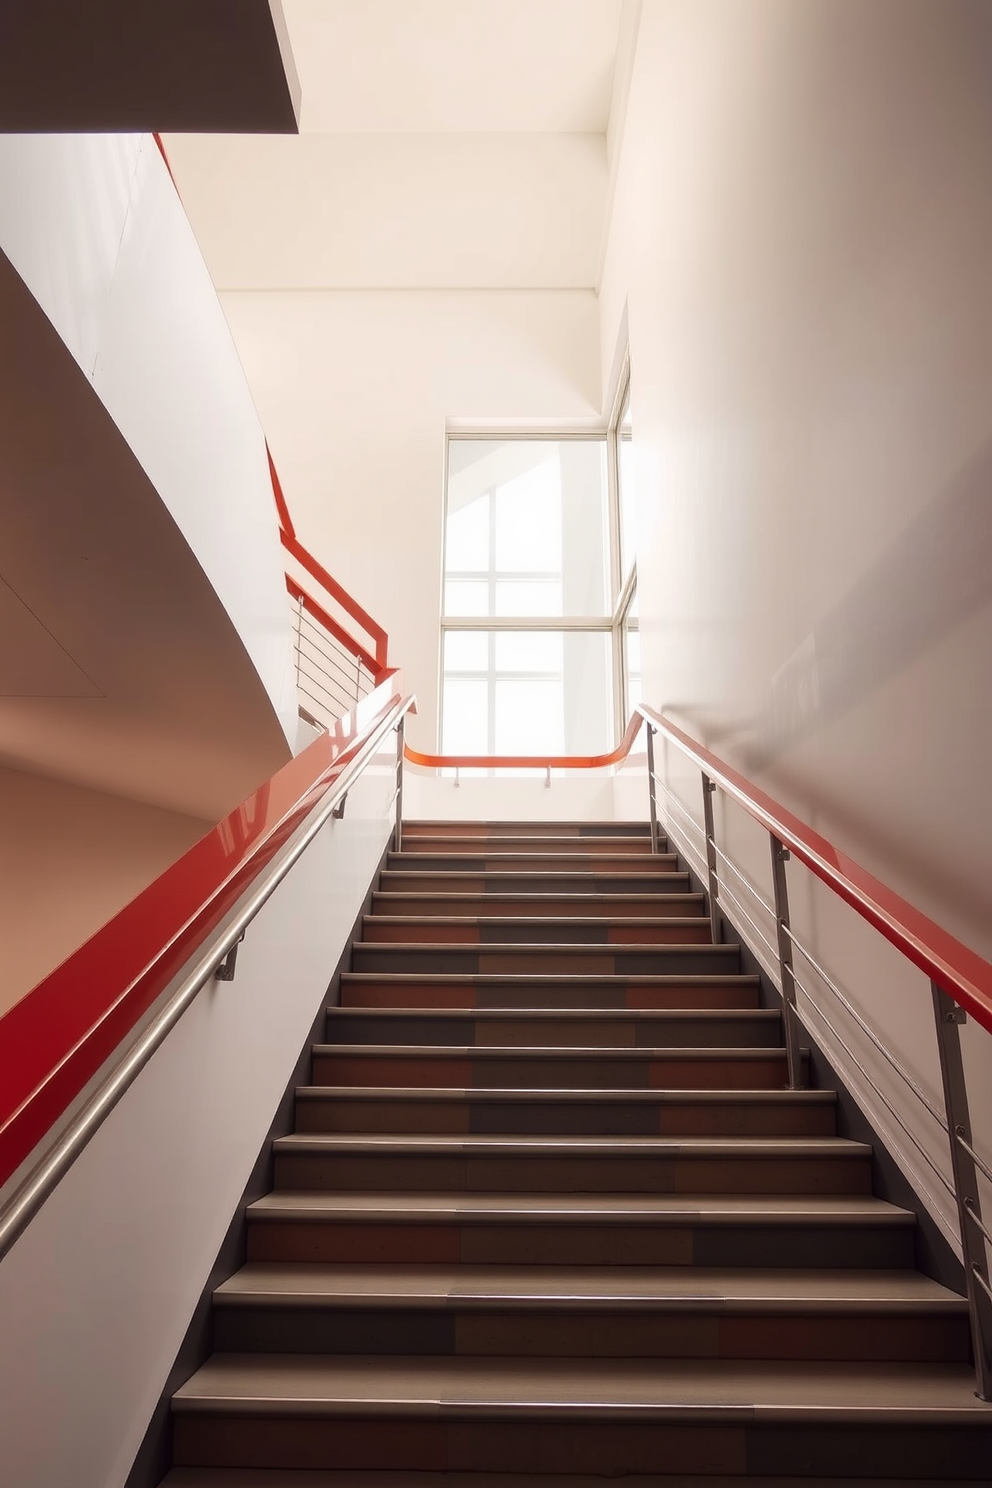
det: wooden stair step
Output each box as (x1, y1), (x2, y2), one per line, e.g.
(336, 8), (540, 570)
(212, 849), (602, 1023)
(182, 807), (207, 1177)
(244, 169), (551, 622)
(171, 1354), (992, 1476)
(310, 1043), (801, 1091)
(400, 835), (661, 854)
(400, 820), (652, 838)
(350, 943), (744, 977)
(211, 1262), (970, 1362)
(244, 1190), (917, 1269)
(272, 1132), (872, 1195)
(339, 972), (762, 1011)
(370, 892), (708, 918)
(325, 1007), (781, 1048)
(293, 1086), (838, 1137)
(361, 916), (714, 945)
(161, 1471), (992, 1488)
(386, 852), (681, 872)
(379, 869), (695, 893)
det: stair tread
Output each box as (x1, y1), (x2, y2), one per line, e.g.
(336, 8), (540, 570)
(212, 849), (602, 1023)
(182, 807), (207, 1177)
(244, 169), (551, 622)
(172, 1352), (990, 1418)
(363, 915), (710, 927)
(328, 1006), (777, 1021)
(275, 1134), (868, 1157)
(297, 1086), (832, 1104)
(341, 972), (760, 984)
(313, 1043), (789, 1059)
(352, 941), (741, 952)
(387, 854), (680, 866)
(248, 1190), (912, 1223)
(215, 1263), (966, 1311)
(161, 1472), (992, 1488)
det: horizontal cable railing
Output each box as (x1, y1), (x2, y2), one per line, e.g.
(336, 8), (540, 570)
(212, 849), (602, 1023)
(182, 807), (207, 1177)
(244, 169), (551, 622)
(0, 676), (413, 1261)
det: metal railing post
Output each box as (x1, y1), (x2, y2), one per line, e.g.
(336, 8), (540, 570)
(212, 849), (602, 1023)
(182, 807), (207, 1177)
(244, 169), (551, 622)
(645, 724), (660, 854)
(770, 835), (804, 1090)
(394, 714), (405, 853)
(700, 773), (722, 944)
(931, 981), (992, 1399)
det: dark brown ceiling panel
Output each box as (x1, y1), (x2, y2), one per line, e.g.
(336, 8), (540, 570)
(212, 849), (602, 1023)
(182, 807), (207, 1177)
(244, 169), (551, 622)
(0, 1), (300, 133)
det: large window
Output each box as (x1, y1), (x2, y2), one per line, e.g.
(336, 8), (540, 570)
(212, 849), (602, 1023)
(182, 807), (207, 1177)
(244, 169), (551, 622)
(442, 386), (636, 758)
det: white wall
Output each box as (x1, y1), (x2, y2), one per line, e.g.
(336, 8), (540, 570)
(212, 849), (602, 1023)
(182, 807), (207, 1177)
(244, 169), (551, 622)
(0, 132), (297, 747)
(0, 768), (210, 1017)
(0, 739), (397, 1488)
(220, 288), (602, 749)
(601, 0), (992, 1245)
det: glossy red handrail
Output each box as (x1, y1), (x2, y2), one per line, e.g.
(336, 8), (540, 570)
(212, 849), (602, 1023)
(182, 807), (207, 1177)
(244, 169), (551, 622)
(281, 530), (388, 670)
(638, 705), (992, 1038)
(0, 672), (406, 1189)
(403, 713), (645, 772)
(287, 575), (381, 679)
(152, 129), (388, 672)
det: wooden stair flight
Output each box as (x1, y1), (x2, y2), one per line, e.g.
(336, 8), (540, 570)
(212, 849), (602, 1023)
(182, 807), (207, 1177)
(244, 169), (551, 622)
(164, 819), (992, 1484)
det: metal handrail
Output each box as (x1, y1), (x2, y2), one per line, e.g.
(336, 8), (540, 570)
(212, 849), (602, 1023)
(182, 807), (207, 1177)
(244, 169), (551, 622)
(395, 700), (992, 1394)
(637, 704), (992, 1036)
(634, 702), (992, 1398)
(0, 691), (414, 1266)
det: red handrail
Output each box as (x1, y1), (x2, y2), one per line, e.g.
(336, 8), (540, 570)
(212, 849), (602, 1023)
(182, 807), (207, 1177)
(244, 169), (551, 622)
(407, 707), (992, 1036)
(0, 672), (406, 1190)
(280, 528), (388, 670)
(403, 713), (645, 772)
(638, 705), (992, 1039)
(287, 575), (381, 679)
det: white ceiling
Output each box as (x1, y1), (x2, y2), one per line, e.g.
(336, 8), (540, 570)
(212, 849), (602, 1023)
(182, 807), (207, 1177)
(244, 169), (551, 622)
(284, 0), (622, 133)
(165, 0), (628, 292)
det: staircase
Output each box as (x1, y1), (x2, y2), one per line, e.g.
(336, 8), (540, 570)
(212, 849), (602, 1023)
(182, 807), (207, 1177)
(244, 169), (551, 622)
(164, 819), (992, 1485)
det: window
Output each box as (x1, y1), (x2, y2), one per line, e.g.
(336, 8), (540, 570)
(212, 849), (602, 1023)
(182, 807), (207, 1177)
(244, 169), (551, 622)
(442, 390), (637, 758)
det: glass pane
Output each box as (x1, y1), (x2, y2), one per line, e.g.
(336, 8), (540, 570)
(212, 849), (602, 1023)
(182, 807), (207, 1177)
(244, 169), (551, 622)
(495, 459), (561, 571)
(618, 431), (637, 582)
(495, 580), (562, 617)
(495, 631), (563, 674)
(496, 680), (563, 753)
(625, 627), (642, 712)
(442, 678), (487, 753)
(444, 631), (488, 672)
(445, 438), (609, 617)
(444, 580), (489, 616)
(445, 492), (489, 571)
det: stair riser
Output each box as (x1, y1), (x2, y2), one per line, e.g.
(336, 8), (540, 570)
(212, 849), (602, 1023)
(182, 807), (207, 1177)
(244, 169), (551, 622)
(370, 895), (707, 919)
(401, 838), (659, 855)
(362, 921), (713, 946)
(339, 978), (761, 1011)
(387, 855), (680, 873)
(273, 1152), (871, 1195)
(295, 1096), (837, 1138)
(246, 1219), (915, 1269)
(311, 1053), (796, 1090)
(326, 1013), (780, 1048)
(173, 1414), (992, 1478)
(401, 823), (652, 839)
(212, 1305), (969, 1363)
(350, 947), (743, 976)
(379, 873), (694, 894)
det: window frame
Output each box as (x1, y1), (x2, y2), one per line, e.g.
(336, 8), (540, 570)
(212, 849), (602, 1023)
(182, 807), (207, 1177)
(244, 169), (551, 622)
(440, 404), (637, 755)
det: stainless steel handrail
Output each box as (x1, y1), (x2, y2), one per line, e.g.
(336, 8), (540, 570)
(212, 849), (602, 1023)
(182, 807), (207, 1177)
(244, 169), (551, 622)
(0, 693), (414, 1266)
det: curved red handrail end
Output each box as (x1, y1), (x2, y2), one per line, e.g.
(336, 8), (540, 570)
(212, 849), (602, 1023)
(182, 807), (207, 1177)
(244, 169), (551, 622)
(404, 714), (644, 772)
